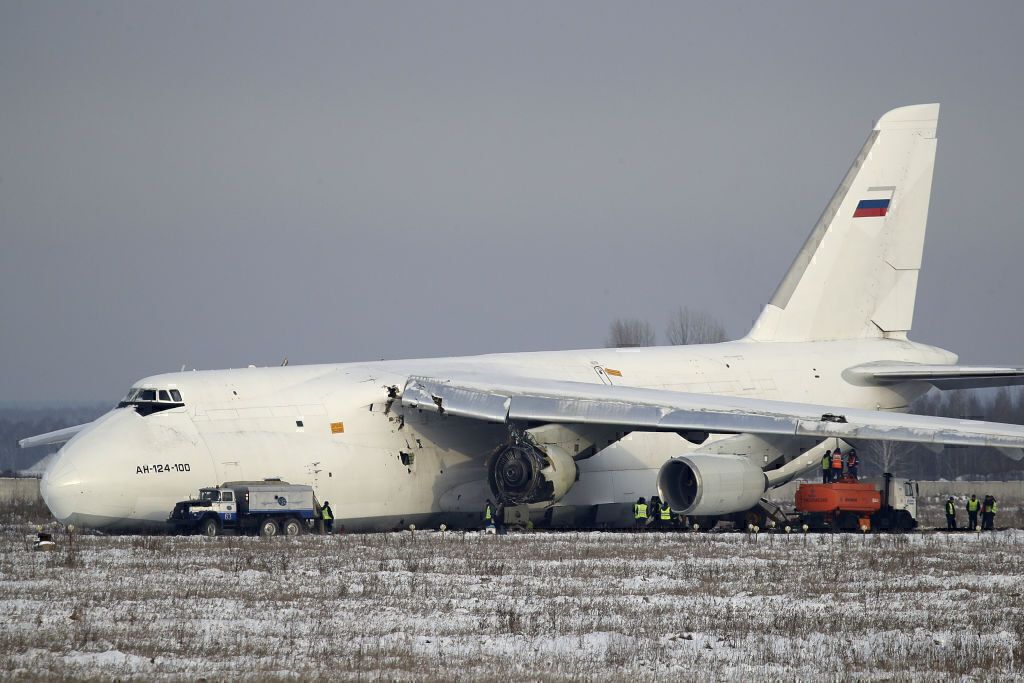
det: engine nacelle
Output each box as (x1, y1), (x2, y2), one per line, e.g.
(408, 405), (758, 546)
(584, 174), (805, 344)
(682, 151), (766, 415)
(658, 454), (767, 516)
(487, 442), (577, 506)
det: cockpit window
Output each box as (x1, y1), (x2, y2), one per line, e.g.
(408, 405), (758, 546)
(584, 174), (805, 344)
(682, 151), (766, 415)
(118, 386), (185, 416)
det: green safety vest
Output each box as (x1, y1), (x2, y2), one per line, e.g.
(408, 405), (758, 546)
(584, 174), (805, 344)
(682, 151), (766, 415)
(945, 501), (955, 516)
(322, 507), (333, 521)
(660, 505), (672, 521)
(485, 505), (493, 521)
(634, 503), (648, 519)
(822, 455), (831, 470)
(967, 499), (980, 512)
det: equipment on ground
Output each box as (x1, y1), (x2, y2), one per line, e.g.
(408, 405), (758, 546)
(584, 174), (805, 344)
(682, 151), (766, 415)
(795, 473), (917, 531)
(169, 479), (317, 537)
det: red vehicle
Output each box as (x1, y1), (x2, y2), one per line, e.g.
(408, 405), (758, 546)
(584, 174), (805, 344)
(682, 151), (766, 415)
(795, 473), (917, 531)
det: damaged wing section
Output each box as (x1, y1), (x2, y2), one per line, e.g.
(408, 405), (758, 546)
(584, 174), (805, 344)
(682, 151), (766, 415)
(402, 377), (510, 422)
(401, 375), (1024, 459)
(847, 362), (1024, 390)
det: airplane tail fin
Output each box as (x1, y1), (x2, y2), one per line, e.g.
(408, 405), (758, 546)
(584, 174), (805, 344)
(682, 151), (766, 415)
(747, 104), (939, 342)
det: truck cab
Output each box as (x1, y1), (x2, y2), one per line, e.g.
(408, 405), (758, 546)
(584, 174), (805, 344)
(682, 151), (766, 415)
(884, 476), (918, 522)
(197, 487), (238, 523)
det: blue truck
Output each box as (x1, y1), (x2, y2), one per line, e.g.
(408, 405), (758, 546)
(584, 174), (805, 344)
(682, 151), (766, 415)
(169, 480), (318, 537)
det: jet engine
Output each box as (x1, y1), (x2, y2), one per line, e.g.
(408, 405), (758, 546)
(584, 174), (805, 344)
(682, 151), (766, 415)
(658, 454), (767, 516)
(487, 441), (577, 506)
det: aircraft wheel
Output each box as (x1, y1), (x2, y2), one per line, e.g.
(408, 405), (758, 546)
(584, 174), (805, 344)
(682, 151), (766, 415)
(283, 517), (303, 537)
(259, 518), (279, 538)
(691, 516), (719, 531)
(200, 516), (220, 538)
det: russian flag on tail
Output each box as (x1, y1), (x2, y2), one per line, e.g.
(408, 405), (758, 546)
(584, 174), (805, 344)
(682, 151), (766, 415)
(853, 186), (895, 218)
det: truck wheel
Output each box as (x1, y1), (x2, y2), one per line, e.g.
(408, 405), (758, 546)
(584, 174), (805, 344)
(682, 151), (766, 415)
(259, 518), (279, 538)
(836, 512), (859, 531)
(895, 510), (916, 531)
(200, 516), (220, 538)
(283, 517), (302, 537)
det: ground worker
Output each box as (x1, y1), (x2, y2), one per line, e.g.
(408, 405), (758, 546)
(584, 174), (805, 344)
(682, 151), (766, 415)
(966, 494), (980, 529)
(321, 500), (334, 533)
(982, 495), (998, 531)
(821, 450), (832, 484)
(484, 499), (496, 531)
(659, 500), (673, 528)
(945, 496), (957, 530)
(633, 497), (648, 528)
(846, 449), (859, 480)
(831, 448), (844, 482)
(648, 495), (662, 525)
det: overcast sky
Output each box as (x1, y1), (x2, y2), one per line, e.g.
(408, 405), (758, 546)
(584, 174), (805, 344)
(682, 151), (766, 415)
(2, 2), (1023, 402)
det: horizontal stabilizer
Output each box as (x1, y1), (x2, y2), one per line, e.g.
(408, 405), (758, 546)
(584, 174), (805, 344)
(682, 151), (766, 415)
(848, 362), (1024, 390)
(18, 423), (90, 449)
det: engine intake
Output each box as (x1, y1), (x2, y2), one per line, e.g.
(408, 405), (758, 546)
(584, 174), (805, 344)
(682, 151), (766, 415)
(488, 442), (576, 505)
(658, 454), (767, 516)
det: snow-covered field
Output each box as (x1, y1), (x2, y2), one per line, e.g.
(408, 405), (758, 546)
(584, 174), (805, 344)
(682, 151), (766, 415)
(2, 520), (1023, 681)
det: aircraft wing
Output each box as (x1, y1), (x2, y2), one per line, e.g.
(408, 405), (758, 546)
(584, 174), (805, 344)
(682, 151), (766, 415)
(401, 375), (1024, 459)
(848, 362), (1024, 390)
(17, 423), (90, 449)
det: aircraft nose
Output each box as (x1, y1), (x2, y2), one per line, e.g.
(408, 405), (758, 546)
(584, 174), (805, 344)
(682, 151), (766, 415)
(39, 406), (215, 529)
(40, 409), (140, 528)
(40, 457), (86, 523)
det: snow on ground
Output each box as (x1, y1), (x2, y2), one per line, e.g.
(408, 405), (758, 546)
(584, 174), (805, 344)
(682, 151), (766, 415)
(1, 525), (1023, 681)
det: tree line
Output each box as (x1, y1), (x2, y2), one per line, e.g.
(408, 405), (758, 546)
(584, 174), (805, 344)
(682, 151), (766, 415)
(606, 306), (728, 347)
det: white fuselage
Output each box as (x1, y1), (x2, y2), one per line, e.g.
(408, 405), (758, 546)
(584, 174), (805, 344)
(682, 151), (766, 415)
(41, 337), (955, 530)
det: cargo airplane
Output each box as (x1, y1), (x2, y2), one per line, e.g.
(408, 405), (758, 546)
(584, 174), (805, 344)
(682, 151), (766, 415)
(21, 104), (1024, 531)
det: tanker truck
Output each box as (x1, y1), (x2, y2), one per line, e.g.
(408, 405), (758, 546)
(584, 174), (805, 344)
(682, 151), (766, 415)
(794, 473), (918, 532)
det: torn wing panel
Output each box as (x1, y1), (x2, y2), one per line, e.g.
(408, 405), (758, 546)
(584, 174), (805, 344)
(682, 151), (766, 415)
(401, 375), (1024, 459)
(402, 377), (510, 422)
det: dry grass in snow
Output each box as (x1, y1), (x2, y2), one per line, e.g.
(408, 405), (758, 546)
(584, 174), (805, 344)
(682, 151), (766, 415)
(1, 517), (1023, 681)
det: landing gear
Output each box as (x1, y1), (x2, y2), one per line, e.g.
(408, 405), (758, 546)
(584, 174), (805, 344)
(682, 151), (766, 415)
(690, 516), (719, 531)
